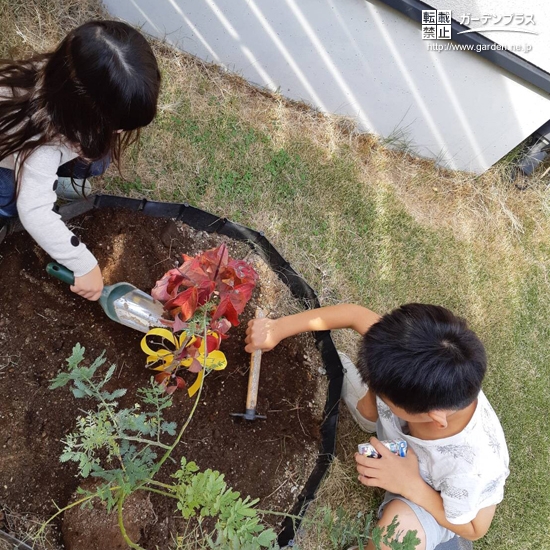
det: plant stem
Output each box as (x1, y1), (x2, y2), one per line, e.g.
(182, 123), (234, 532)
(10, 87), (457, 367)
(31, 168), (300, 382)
(117, 494), (145, 550)
(155, 386), (163, 445)
(147, 479), (175, 490)
(141, 486), (177, 499)
(153, 373), (204, 477)
(121, 435), (171, 449)
(254, 509), (304, 521)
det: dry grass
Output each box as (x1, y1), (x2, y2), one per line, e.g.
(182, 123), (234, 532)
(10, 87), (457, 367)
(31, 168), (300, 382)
(0, 505), (59, 550)
(0, 0), (105, 57)
(3, 1), (550, 549)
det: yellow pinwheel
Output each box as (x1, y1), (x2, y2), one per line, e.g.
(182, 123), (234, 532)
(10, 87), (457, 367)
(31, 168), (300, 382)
(141, 327), (227, 397)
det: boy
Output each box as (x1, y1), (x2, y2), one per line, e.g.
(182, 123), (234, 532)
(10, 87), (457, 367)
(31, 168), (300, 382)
(244, 303), (509, 550)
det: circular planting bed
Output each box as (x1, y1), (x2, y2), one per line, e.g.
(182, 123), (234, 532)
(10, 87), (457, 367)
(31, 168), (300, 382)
(0, 206), (331, 549)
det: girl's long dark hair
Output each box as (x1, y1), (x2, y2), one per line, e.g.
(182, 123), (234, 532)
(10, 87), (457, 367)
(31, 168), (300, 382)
(0, 20), (161, 186)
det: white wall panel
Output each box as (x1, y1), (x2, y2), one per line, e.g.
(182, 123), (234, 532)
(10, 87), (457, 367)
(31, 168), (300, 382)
(102, 0), (550, 173)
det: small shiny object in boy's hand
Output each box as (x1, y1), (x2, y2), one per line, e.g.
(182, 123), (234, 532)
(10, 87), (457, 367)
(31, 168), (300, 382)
(358, 439), (408, 458)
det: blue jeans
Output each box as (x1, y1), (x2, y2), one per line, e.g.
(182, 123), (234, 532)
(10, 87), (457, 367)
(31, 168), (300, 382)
(0, 155), (110, 217)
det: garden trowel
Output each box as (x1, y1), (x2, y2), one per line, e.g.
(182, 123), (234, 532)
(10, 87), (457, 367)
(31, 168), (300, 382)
(46, 262), (165, 333)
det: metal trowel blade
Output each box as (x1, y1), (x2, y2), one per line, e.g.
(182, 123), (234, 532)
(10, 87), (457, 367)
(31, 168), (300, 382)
(100, 284), (166, 333)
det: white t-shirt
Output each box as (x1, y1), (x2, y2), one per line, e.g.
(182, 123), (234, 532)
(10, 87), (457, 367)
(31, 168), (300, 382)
(376, 390), (509, 525)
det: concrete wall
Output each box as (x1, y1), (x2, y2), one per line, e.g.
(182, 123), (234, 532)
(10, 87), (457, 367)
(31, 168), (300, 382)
(102, 0), (550, 173)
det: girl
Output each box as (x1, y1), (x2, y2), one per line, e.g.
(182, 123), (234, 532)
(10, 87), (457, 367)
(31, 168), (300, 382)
(0, 20), (161, 300)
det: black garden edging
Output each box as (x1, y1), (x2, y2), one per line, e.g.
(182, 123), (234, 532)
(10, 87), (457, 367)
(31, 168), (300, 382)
(0, 528), (34, 550)
(5, 194), (344, 548)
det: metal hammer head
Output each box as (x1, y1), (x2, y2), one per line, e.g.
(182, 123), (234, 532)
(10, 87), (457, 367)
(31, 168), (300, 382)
(230, 408), (266, 421)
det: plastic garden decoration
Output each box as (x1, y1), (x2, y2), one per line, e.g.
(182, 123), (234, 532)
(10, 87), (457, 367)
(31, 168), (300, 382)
(141, 244), (258, 396)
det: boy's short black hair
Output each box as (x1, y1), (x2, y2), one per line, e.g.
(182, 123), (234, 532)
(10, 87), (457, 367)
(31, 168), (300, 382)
(357, 304), (486, 414)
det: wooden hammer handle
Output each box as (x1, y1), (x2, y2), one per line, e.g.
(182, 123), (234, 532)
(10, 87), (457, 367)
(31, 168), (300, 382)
(246, 308), (265, 412)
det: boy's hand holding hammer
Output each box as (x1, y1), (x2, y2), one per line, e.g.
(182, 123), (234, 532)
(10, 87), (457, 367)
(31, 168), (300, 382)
(245, 317), (285, 353)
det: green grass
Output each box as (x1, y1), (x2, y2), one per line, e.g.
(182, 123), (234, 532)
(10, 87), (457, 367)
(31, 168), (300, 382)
(4, 2), (550, 548)
(107, 61), (550, 549)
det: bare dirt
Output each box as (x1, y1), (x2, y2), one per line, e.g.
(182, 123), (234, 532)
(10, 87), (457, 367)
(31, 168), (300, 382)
(0, 208), (327, 549)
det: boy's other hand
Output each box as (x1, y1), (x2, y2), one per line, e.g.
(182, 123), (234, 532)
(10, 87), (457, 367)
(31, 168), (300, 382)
(244, 317), (282, 352)
(71, 264), (104, 301)
(355, 437), (422, 498)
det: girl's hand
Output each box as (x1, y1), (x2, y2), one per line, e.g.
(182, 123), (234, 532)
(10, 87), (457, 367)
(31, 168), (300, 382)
(71, 265), (104, 301)
(244, 317), (283, 352)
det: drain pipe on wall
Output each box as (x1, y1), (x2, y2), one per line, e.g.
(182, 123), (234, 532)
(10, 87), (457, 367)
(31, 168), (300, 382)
(515, 119), (550, 178)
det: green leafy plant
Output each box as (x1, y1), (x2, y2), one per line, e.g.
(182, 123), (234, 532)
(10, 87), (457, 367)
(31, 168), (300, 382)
(291, 505), (419, 550)
(41, 344), (278, 550)
(371, 517), (420, 550)
(172, 458), (278, 548)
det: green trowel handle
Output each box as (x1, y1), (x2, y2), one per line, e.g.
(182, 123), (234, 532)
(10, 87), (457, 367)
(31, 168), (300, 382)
(46, 262), (75, 285)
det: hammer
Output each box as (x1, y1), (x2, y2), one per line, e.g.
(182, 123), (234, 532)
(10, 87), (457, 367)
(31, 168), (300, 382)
(231, 308), (267, 421)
